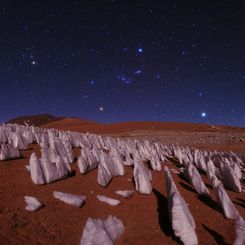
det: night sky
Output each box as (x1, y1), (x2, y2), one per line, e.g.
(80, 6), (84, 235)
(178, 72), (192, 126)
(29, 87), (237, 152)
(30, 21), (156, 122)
(1, 1), (245, 126)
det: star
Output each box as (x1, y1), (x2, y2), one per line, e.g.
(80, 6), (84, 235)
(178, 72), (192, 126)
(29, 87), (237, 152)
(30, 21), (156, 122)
(117, 75), (132, 84)
(99, 107), (104, 111)
(201, 112), (207, 118)
(89, 80), (96, 85)
(134, 70), (142, 75)
(31, 60), (37, 65)
(137, 47), (143, 53)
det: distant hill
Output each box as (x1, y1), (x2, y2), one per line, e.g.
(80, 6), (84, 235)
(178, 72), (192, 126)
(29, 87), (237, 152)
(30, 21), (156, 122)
(41, 117), (98, 131)
(42, 117), (245, 135)
(6, 114), (63, 127)
(7, 114), (245, 134)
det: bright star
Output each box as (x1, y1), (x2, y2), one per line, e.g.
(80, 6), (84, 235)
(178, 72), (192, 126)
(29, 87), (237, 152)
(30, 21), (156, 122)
(201, 112), (206, 117)
(31, 61), (37, 65)
(99, 107), (104, 111)
(137, 48), (143, 53)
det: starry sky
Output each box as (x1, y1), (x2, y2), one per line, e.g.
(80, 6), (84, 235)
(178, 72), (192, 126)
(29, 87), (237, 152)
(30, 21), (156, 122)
(1, 0), (245, 127)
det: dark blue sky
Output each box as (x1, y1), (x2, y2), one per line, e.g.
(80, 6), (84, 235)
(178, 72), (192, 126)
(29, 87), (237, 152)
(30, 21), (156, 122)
(0, 0), (245, 126)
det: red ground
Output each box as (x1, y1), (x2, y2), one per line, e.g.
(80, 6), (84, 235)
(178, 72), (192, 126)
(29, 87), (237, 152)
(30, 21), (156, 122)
(0, 118), (244, 244)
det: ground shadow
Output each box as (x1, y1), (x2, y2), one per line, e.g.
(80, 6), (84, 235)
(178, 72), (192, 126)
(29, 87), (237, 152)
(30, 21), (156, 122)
(179, 181), (197, 194)
(153, 188), (182, 244)
(236, 197), (245, 204)
(203, 224), (229, 245)
(69, 170), (76, 177)
(23, 147), (34, 151)
(178, 172), (190, 184)
(131, 176), (136, 187)
(146, 160), (153, 170)
(205, 183), (213, 190)
(233, 201), (245, 208)
(198, 195), (223, 214)
(166, 157), (182, 166)
(197, 168), (206, 176)
(4, 155), (26, 161)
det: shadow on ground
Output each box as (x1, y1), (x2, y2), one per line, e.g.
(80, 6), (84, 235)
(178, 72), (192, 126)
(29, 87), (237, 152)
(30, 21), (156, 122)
(198, 195), (223, 214)
(203, 224), (229, 245)
(153, 188), (182, 244)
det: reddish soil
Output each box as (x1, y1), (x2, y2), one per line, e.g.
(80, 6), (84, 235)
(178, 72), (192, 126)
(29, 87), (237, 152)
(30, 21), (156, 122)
(0, 119), (244, 244)
(42, 117), (245, 135)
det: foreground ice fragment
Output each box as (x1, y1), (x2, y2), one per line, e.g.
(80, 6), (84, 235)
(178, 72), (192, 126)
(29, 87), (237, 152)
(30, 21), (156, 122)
(97, 151), (124, 187)
(184, 163), (209, 196)
(133, 154), (152, 195)
(9, 131), (28, 150)
(29, 152), (70, 185)
(29, 152), (45, 185)
(133, 160), (152, 195)
(78, 148), (98, 174)
(80, 215), (124, 245)
(115, 190), (134, 198)
(221, 164), (242, 192)
(97, 195), (121, 206)
(149, 148), (161, 171)
(53, 191), (86, 207)
(211, 175), (239, 219)
(24, 196), (43, 212)
(164, 166), (198, 245)
(234, 216), (245, 245)
(0, 143), (20, 160)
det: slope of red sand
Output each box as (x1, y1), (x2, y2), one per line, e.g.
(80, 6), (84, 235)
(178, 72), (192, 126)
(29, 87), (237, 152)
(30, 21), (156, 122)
(41, 117), (98, 132)
(42, 117), (245, 135)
